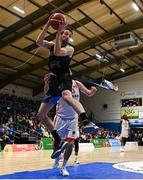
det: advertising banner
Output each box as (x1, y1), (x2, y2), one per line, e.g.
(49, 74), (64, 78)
(121, 108), (139, 119)
(92, 138), (110, 148)
(12, 144), (38, 152)
(41, 137), (52, 150)
(108, 138), (121, 147)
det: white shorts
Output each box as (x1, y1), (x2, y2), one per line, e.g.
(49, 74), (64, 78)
(121, 130), (129, 138)
(54, 116), (79, 140)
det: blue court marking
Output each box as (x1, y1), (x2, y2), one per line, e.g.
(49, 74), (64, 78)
(0, 162), (143, 179)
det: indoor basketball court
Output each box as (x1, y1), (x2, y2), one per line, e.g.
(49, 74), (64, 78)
(0, 145), (143, 179)
(0, 0), (143, 179)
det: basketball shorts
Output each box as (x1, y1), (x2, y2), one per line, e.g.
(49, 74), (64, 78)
(54, 116), (79, 140)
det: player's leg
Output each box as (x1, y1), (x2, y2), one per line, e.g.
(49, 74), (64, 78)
(61, 76), (99, 134)
(74, 138), (80, 164)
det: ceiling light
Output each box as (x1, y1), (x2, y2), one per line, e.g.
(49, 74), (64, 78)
(129, 44), (139, 49)
(102, 58), (109, 62)
(132, 3), (139, 11)
(120, 68), (125, 72)
(96, 53), (102, 59)
(13, 6), (25, 14)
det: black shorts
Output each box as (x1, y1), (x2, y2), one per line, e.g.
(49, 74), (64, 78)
(47, 74), (72, 97)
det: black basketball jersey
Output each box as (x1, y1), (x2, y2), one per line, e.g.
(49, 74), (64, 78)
(48, 45), (71, 75)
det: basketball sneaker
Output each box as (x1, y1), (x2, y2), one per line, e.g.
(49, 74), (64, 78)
(82, 122), (99, 134)
(61, 167), (69, 176)
(74, 159), (80, 164)
(51, 141), (68, 159)
(120, 146), (124, 152)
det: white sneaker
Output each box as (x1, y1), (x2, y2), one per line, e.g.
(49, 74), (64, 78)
(120, 147), (124, 152)
(74, 159), (80, 164)
(61, 167), (69, 176)
(82, 122), (99, 134)
(51, 141), (68, 159)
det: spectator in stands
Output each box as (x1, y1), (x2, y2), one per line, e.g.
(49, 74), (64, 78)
(0, 128), (13, 150)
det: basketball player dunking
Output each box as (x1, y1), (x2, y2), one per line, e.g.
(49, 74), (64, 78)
(36, 14), (98, 159)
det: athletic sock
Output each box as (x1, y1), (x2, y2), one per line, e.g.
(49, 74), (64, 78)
(79, 112), (89, 126)
(62, 159), (68, 168)
(51, 130), (61, 144)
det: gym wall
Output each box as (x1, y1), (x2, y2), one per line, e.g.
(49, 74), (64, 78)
(81, 71), (143, 123)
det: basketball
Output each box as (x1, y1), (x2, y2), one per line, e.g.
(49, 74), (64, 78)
(49, 13), (66, 30)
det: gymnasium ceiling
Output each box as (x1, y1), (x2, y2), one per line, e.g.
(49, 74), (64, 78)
(0, 0), (143, 96)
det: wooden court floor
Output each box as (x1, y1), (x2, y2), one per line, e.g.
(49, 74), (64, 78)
(0, 145), (143, 175)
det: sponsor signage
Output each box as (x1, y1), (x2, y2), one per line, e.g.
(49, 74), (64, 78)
(121, 108), (139, 119)
(12, 144), (38, 152)
(92, 138), (110, 148)
(108, 138), (121, 146)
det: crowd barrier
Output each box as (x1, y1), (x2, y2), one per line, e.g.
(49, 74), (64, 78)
(108, 138), (121, 147)
(92, 138), (121, 148)
(0, 137), (53, 152)
(79, 143), (94, 151)
(41, 137), (52, 150)
(125, 141), (138, 150)
(1, 138), (134, 152)
(3, 144), (39, 152)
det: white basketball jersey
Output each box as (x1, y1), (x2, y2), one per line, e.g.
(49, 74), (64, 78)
(121, 119), (130, 138)
(56, 80), (80, 119)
